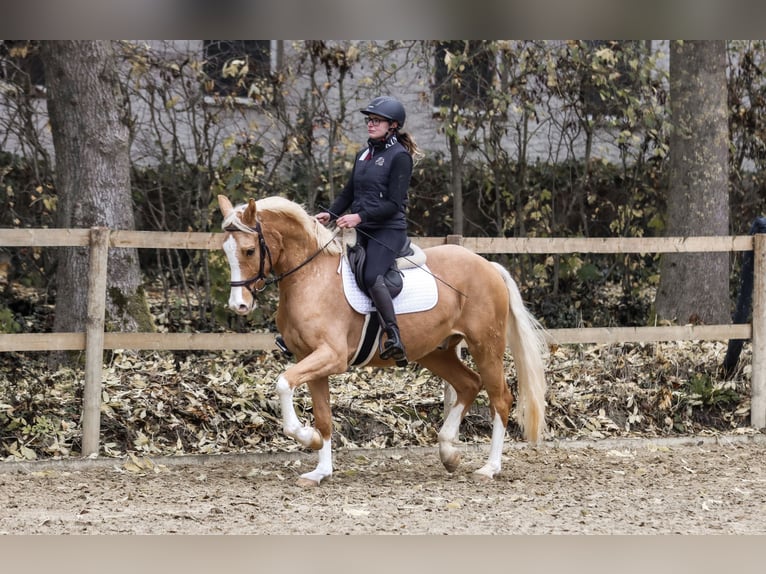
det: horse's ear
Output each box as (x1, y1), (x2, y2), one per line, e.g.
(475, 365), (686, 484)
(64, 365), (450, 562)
(242, 198), (258, 226)
(217, 195), (234, 218)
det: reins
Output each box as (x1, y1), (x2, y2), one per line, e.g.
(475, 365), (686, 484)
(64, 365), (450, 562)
(225, 219), (338, 297)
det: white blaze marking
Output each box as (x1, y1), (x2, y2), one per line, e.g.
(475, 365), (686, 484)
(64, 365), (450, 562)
(223, 235), (248, 311)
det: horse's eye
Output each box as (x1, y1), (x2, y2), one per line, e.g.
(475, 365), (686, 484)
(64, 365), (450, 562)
(245, 249), (256, 257)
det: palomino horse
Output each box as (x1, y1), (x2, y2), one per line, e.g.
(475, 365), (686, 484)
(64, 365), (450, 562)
(217, 194), (547, 486)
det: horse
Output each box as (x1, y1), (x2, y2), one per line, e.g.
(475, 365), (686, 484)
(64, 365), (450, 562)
(217, 194), (548, 487)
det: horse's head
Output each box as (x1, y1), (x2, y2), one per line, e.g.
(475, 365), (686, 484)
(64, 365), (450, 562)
(217, 194), (343, 316)
(217, 194), (270, 315)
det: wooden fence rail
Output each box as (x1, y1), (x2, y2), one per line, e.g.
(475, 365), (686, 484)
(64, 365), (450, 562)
(0, 228), (763, 456)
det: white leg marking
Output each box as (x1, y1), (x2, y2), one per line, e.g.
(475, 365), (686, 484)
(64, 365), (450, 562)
(223, 235), (249, 311)
(443, 382), (457, 420)
(276, 375), (319, 448)
(438, 400), (463, 444)
(299, 438), (333, 485)
(438, 400), (464, 468)
(475, 412), (506, 479)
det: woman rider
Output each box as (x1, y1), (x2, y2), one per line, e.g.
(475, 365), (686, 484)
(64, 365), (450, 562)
(316, 96), (422, 366)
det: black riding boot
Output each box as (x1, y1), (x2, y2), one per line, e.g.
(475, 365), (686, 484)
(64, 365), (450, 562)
(368, 275), (407, 366)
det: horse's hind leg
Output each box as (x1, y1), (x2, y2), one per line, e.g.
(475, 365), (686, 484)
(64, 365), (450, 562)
(470, 345), (513, 480)
(418, 348), (482, 473)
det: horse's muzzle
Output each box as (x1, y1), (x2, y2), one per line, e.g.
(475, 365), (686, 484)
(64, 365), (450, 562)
(228, 288), (255, 315)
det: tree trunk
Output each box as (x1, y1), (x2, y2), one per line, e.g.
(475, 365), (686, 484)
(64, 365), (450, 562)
(654, 40), (730, 325)
(41, 41), (152, 356)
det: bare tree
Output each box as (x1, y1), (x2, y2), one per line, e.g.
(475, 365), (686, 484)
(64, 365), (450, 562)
(432, 41), (494, 235)
(41, 40), (152, 357)
(655, 40), (730, 325)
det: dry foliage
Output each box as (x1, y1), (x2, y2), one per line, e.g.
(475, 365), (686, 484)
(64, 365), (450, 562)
(0, 337), (755, 462)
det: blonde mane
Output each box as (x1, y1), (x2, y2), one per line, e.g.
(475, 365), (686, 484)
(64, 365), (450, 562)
(223, 196), (342, 256)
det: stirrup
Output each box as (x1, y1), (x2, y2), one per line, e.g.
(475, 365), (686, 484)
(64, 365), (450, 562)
(275, 335), (293, 358)
(380, 334), (407, 366)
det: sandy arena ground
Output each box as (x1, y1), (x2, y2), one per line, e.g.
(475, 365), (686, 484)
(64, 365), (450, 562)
(1, 433), (764, 535)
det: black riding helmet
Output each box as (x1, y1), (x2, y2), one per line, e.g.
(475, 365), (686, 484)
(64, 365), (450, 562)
(361, 96), (406, 129)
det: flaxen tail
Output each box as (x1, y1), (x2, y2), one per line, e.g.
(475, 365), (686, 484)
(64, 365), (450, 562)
(491, 262), (548, 444)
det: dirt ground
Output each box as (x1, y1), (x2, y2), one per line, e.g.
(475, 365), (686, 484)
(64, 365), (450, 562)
(1, 433), (764, 535)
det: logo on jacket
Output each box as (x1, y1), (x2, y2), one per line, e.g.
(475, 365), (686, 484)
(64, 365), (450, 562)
(375, 157), (385, 166)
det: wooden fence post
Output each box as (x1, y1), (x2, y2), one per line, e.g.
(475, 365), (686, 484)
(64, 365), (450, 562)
(81, 227), (110, 457)
(752, 234), (766, 429)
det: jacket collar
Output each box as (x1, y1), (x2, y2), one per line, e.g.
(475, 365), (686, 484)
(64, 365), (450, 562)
(367, 133), (398, 151)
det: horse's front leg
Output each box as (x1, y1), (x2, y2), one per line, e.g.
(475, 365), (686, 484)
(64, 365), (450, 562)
(276, 346), (346, 487)
(276, 374), (324, 449)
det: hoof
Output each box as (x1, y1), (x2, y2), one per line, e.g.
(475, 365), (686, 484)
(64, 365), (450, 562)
(473, 464), (498, 482)
(293, 427), (324, 450)
(441, 453), (461, 473)
(439, 442), (461, 473)
(472, 470), (494, 483)
(296, 477), (320, 488)
(309, 430), (323, 451)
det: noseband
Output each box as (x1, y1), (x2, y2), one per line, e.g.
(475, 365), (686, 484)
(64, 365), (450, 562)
(225, 218), (338, 299)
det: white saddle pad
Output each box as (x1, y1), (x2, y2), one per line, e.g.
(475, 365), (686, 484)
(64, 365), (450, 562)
(340, 256), (438, 315)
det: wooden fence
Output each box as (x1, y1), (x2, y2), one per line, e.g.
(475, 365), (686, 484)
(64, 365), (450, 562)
(0, 228), (763, 456)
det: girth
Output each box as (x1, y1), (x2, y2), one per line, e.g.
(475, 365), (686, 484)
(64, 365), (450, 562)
(349, 313), (382, 367)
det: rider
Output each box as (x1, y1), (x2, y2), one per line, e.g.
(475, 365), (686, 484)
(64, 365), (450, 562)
(316, 96), (422, 366)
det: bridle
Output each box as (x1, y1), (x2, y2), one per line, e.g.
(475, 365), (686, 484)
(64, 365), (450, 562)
(225, 220), (274, 297)
(224, 218), (337, 298)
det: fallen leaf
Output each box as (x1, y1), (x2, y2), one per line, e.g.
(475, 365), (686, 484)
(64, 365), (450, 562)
(343, 507), (370, 517)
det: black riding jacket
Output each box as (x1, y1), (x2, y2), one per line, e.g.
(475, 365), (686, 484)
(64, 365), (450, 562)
(327, 134), (412, 231)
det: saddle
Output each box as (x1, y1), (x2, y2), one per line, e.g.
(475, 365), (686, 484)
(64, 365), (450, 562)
(344, 231), (426, 298)
(337, 231), (436, 367)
